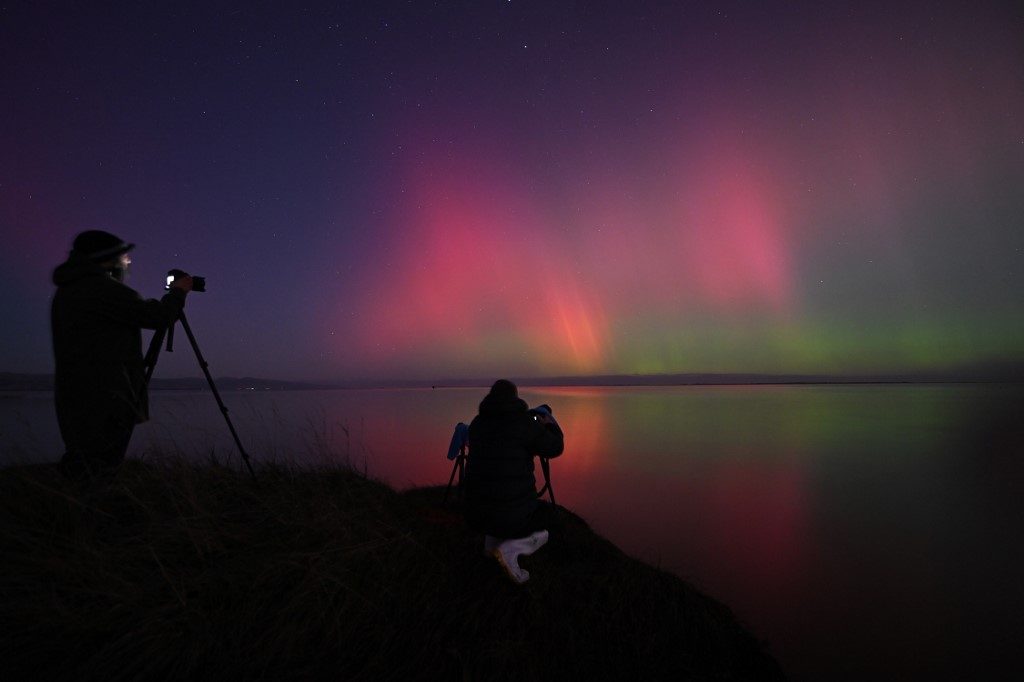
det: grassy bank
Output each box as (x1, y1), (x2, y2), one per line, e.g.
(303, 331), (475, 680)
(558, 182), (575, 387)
(0, 460), (784, 680)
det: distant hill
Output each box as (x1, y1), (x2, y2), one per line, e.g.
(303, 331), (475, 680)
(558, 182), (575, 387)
(2, 362), (1022, 392)
(142, 376), (339, 391)
(0, 373), (332, 392)
(0, 373), (54, 391)
(504, 364), (1024, 387)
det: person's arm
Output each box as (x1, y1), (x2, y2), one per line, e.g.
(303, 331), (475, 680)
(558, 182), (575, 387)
(531, 414), (564, 459)
(92, 280), (189, 330)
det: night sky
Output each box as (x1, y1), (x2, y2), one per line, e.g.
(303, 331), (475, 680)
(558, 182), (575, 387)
(3, 1), (1022, 382)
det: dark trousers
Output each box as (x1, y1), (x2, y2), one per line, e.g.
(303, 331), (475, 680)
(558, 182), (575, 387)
(467, 499), (562, 540)
(519, 500), (559, 537)
(59, 425), (134, 480)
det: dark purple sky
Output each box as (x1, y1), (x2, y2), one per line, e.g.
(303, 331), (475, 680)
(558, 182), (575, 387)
(3, 1), (1022, 381)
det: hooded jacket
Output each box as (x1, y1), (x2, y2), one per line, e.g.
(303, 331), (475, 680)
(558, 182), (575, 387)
(464, 390), (564, 537)
(51, 253), (186, 447)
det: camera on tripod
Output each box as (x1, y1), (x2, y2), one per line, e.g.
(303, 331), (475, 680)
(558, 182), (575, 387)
(143, 272), (254, 476)
(529, 404), (554, 421)
(166, 269), (206, 292)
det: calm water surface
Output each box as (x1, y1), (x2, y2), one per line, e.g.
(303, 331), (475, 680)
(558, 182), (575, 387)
(3, 384), (1022, 681)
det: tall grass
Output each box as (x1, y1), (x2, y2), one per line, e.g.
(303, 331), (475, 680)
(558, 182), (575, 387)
(0, 458), (784, 680)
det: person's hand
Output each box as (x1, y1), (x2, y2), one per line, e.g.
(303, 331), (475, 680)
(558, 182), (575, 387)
(170, 275), (194, 293)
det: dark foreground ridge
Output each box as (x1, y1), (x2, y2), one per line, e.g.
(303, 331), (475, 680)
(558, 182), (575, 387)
(0, 461), (785, 680)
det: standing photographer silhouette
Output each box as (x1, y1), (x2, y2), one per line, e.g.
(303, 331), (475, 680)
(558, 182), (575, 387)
(51, 230), (193, 479)
(464, 379), (564, 583)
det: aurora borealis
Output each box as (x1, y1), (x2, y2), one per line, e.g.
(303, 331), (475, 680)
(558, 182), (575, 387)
(2, 1), (1022, 381)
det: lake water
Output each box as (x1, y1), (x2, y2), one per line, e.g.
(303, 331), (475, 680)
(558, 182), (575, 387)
(3, 384), (1022, 680)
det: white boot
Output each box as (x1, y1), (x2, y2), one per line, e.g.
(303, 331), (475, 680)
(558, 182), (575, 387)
(520, 530), (549, 556)
(490, 529), (549, 584)
(492, 541), (531, 584)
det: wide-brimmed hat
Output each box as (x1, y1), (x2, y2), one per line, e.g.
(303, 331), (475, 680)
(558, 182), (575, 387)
(72, 230), (135, 262)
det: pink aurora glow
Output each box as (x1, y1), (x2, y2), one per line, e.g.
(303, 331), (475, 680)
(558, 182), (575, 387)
(348, 132), (800, 375)
(321, 13), (1023, 380)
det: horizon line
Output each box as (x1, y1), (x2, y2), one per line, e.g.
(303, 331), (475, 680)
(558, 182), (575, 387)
(3, 366), (1023, 390)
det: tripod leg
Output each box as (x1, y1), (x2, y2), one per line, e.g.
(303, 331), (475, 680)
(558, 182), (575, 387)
(140, 322), (171, 395)
(539, 457), (556, 506)
(443, 457), (461, 506)
(177, 312), (256, 477)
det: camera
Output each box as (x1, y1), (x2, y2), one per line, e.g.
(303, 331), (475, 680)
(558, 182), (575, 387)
(529, 404), (554, 421)
(166, 269), (206, 293)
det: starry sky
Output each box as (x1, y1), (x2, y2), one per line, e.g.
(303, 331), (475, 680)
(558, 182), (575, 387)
(2, 1), (1022, 382)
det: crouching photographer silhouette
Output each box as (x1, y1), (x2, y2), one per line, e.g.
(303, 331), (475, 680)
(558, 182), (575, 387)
(458, 379), (564, 584)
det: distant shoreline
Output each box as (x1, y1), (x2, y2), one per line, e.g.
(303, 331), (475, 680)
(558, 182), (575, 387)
(3, 367), (1022, 392)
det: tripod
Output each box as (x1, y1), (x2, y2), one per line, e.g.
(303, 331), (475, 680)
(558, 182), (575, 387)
(142, 311), (255, 477)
